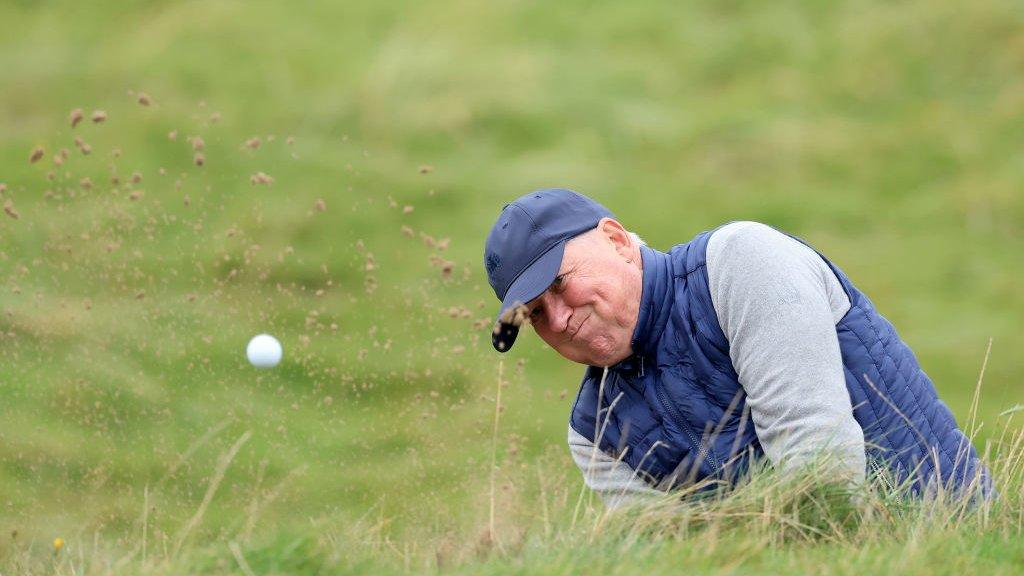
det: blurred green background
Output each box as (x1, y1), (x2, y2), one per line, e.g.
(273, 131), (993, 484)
(1, 0), (1021, 565)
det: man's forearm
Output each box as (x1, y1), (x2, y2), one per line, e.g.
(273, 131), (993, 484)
(567, 426), (664, 509)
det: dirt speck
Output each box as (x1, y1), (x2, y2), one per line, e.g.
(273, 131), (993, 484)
(194, 153), (205, 167)
(250, 172), (274, 186)
(314, 198), (326, 212)
(245, 137), (261, 150)
(73, 137), (91, 155)
(137, 92), (152, 106)
(69, 108), (84, 128)
(3, 199), (19, 220)
(29, 146), (44, 164)
(91, 110), (107, 123)
(419, 165), (434, 174)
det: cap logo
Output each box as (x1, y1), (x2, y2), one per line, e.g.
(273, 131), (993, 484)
(485, 252), (501, 276)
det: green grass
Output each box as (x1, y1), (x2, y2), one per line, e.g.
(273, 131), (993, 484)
(1, 0), (1023, 573)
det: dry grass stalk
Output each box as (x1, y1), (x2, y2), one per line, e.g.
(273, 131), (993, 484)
(173, 430), (252, 557)
(487, 360), (506, 553)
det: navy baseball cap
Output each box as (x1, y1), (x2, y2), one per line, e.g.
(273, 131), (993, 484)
(484, 188), (615, 352)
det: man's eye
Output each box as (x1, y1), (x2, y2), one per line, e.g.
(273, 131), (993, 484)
(551, 274), (566, 291)
(529, 306), (543, 321)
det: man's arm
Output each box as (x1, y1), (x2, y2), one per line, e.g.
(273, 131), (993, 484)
(567, 426), (664, 509)
(706, 221), (866, 485)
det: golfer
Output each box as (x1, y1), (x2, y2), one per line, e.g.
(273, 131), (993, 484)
(484, 188), (991, 508)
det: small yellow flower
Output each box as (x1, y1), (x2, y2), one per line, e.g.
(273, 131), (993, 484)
(53, 537), (64, 552)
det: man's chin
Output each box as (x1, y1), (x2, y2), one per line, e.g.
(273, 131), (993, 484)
(571, 347), (630, 368)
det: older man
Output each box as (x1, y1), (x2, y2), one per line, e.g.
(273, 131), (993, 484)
(484, 188), (990, 509)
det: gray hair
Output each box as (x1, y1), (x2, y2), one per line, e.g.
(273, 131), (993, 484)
(628, 231), (646, 247)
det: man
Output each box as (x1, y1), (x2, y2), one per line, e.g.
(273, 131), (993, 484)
(484, 188), (991, 509)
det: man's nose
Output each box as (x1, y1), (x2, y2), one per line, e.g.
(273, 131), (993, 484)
(542, 293), (572, 333)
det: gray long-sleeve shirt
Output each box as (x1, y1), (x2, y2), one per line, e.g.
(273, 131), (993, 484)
(568, 221), (866, 509)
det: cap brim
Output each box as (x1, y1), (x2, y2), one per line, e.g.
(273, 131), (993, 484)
(491, 240), (567, 352)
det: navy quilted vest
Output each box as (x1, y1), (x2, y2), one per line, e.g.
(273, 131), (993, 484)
(569, 227), (991, 497)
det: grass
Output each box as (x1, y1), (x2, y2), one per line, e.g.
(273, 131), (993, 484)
(1, 0), (1023, 573)
(4, 359), (1022, 575)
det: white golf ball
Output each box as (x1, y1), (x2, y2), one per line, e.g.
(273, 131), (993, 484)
(246, 334), (282, 368)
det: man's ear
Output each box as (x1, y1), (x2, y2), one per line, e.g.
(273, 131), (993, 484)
(597, 217), (632, 259)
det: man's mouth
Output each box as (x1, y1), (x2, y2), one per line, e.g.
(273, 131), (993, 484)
(570, 314), (590, 341)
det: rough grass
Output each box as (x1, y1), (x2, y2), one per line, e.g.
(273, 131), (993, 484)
(5, 407), (1024, 575)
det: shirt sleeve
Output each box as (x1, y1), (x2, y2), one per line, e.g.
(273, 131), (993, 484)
(705, 221), (866, 486)
(567, 426), (664, 509)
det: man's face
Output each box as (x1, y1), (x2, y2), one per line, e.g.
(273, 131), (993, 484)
(525, 220), (643, 366)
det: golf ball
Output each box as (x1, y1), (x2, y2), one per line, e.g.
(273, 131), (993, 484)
(246, 334), (282, 368)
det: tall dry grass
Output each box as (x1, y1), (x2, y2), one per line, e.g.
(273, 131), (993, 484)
(3, 344), (1020, 575)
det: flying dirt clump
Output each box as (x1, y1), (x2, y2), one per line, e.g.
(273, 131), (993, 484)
(429, 255), (455, 279)
(250, 172), (273, 186)
(137, 92), (152, 106)
(3, 199), (18, 220)
(29, 146), (44, 164)
(69, 108), (84, 128)
(73, 136), (91, 156)
(91, 110), (107, 123)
